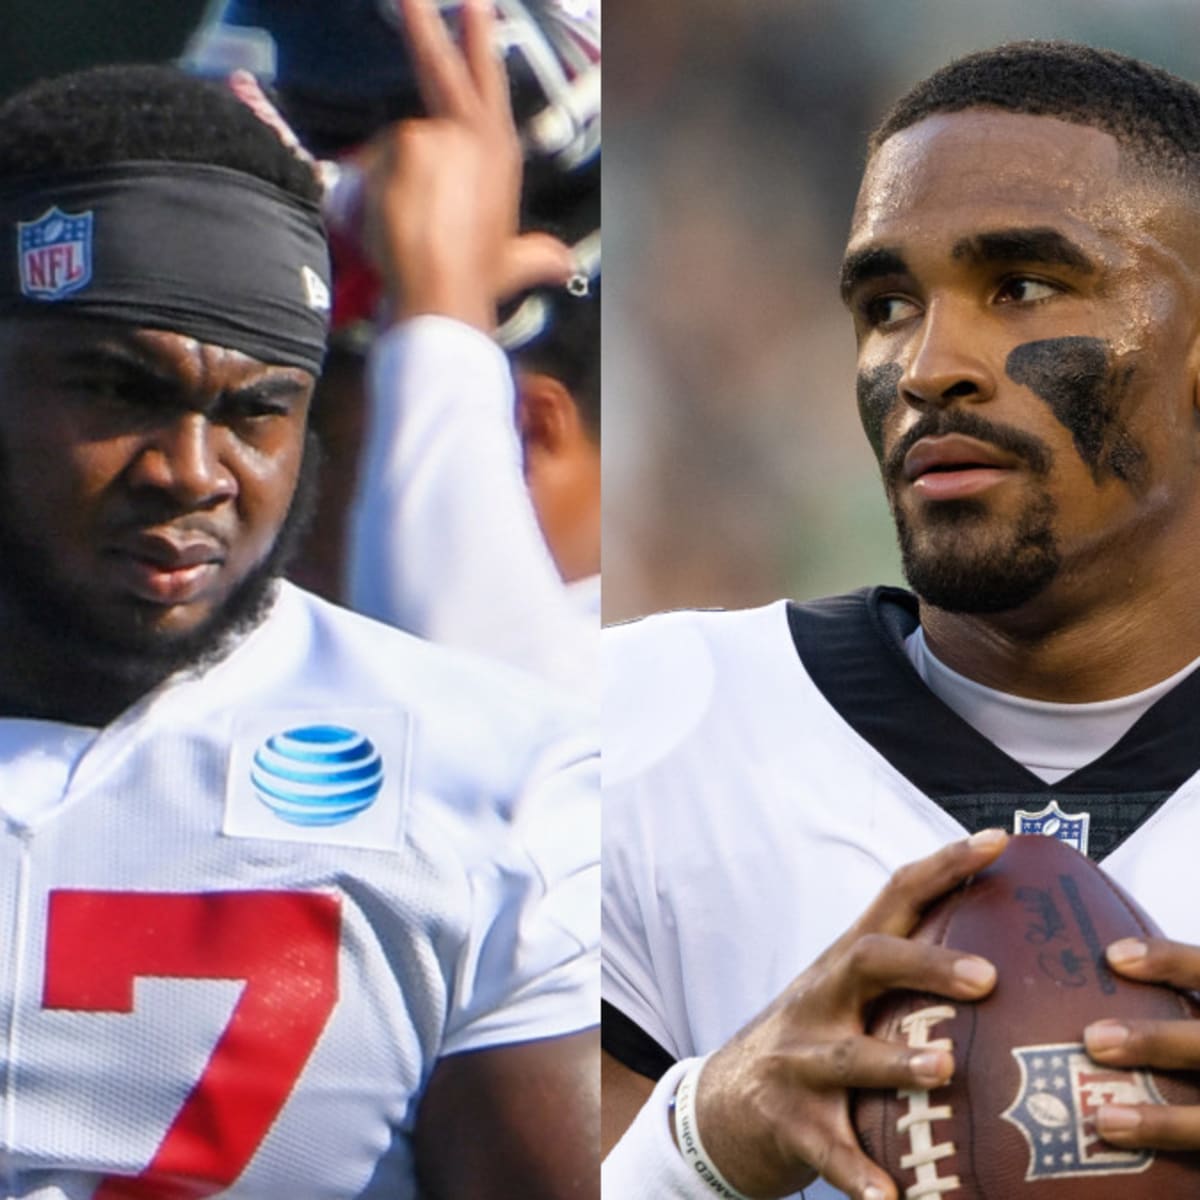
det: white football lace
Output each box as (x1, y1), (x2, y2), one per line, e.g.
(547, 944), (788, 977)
(895, 1005), (961, 1199)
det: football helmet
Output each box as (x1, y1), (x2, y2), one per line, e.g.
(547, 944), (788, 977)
(181, 0), (600, 185)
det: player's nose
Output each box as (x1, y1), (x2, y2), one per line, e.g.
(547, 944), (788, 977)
(901, 297), (995, 410)
(126, 413), (237, 508)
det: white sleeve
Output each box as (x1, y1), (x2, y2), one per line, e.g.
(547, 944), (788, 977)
(443, 730), (600, 1054)
(346, 316), (597, 697)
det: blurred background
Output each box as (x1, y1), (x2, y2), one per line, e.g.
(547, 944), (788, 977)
(602, 0), (1200, 623)
(0, 1), (206, 99)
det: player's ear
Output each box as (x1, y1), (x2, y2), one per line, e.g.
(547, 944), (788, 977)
(515, 371), (578, 462)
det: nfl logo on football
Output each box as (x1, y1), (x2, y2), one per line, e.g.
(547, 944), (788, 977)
(1002, 1043), (1163, 1180)
(18, 206), (93, 300)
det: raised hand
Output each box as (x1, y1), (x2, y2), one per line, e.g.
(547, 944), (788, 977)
(365, 0), (573, 330)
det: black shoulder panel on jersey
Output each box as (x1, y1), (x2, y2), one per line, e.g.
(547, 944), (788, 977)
(601, 1000), (676, 1081)
(786, 587), (1200, 859)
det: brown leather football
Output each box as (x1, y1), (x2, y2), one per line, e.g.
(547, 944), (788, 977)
(853, 835), (1200, 1198)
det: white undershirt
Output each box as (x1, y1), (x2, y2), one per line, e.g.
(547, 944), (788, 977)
(904, 626), (1200, 783)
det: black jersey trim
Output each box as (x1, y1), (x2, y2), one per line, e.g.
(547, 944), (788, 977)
(786, 587), (1200, 800)
(601, 1000), (676, 1081)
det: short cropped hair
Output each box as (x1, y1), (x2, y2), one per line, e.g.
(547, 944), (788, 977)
(0, 63), (320, 205)
(513, 280), (600, 441)
(869, 41), (1200, 183)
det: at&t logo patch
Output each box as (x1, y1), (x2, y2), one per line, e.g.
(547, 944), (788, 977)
(252, 725), (383, 826)
(18, 206), (93, 300)
(225, 710), (409, 850)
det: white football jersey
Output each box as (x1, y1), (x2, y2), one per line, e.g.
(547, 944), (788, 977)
(602, 590), (1200, 1200)
(0, 583), (598, 1199)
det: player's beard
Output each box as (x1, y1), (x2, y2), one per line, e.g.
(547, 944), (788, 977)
(883, 413), (1062, 614)
(0, 430), (322, 706)
(891, 489), (1061, 613)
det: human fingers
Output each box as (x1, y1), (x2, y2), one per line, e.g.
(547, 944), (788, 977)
(496, 233), (575, 299)
(795, 1029), (955, 1093)
(1094, 1102), (1200, 1152)
(853, 829), (1008, 939)
(461, 0), (511, 118)
(697, 1041), (912, 1200)
(827, 931), (996, 1012)
(1084, 1013), (1200, 1072)
(1102, 934), (1200, 990)
(395, 0), (477, 117)
(780, 1108), (900, 1200)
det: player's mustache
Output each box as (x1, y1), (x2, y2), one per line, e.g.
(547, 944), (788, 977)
(884, 411), (1053, 486)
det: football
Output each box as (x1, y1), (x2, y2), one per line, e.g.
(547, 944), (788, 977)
(853, 835), (1200, 1198)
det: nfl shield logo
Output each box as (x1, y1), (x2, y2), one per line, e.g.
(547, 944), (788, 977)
(1001, 1043), (1162, 1180)
(18, 206), (93, 300)
(1014, 799), (1090, 854)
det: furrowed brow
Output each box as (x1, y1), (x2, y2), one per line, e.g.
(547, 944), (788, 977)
(225, 375), (308, 406)
(839, 247), (910, 304)
(951, 228), (1097, 274)
(60, 344), (182, 395)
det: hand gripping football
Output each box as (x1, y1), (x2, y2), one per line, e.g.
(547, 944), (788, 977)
(853, 835), (1200, 1198)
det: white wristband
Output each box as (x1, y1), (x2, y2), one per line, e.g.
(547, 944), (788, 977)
(672, 1056), (754, 1200)
(603, 1058), (730, 1199)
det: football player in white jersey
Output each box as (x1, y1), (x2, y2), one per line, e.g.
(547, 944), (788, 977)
(0, 41), (597, 1200)
(184, 0), (602, 694)
(603, 41), (1200, 1200)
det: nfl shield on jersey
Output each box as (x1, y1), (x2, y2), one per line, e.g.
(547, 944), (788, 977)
(1014, 800), (1091, 854)
(602, 590), (1200, 1200)
(0, 583), (597, 1198)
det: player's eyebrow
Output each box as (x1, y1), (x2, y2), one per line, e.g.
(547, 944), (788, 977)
(61, 343), (181, 391)
(951, 228), (1097, 274)
(223, 375), (309, 408)
(839, 247), (910, 304)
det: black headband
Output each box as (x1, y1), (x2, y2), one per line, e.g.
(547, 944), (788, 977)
(0, 161), (331, 373)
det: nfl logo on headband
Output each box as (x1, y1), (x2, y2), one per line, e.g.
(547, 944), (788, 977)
(18, 206), (93, 301)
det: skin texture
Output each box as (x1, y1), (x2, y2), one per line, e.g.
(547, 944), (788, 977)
(0, 314), (315, 725)
(842, 109), (1200, 701)
(517, 369), (601, 582)
(416, 1030), (599, 1199)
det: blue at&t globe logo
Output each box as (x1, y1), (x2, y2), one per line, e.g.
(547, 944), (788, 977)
(251, 725), (384, 827)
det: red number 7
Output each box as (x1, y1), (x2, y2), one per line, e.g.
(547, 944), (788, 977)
(44, 890), (341, 1199)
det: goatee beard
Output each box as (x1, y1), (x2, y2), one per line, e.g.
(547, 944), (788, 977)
(892, 488), (1061, 614)
(883, 409), (1061, 614)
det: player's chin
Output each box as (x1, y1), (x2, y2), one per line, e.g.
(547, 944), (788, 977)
(906, 559), (1059, 615)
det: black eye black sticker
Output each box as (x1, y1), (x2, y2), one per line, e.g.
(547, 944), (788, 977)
(1006, 337), (1146, 487)
(856, 362), (902, 460)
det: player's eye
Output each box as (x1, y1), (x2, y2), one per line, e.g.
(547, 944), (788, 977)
(862, 294), (921, 328)
(222, 398), (289, 422)
(994, 276), (1060, 305)
(73, 373), (159, 408)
